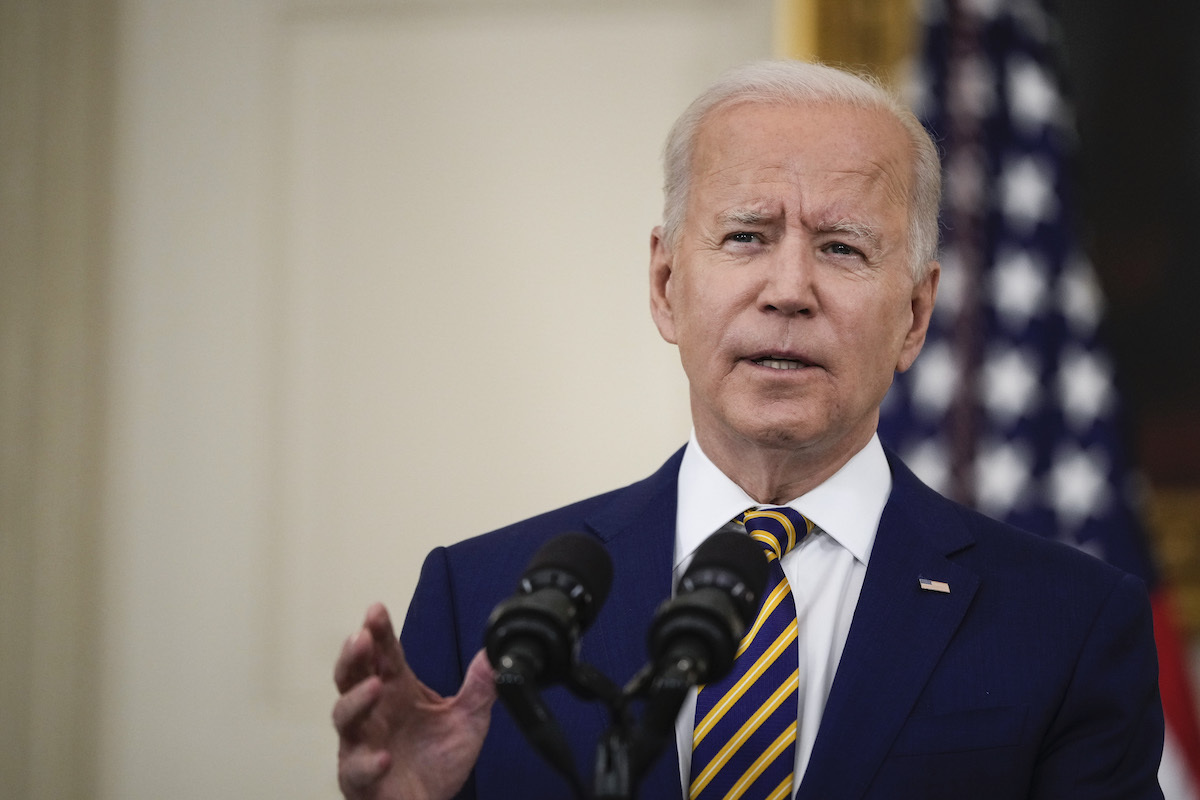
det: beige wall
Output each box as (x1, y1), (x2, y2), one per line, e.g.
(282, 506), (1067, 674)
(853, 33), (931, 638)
(2, 1), (773, 797)
(1, 1), (113, 798)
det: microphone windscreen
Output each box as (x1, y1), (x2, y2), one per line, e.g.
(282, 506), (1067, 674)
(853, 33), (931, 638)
(526, 532), (614, 617)
(684, 530), (768, 625)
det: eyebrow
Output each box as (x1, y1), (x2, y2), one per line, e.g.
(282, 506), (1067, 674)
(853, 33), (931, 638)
(815, 219), (882, 248)
(716, 208), (776, 227)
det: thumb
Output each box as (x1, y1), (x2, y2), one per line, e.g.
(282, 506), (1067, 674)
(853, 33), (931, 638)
(455, 649), (498, 720)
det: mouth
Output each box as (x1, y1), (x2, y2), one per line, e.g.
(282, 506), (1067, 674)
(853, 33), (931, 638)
(750, 355), (813, 371)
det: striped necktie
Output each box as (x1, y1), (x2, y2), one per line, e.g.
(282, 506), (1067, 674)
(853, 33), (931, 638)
(689, 506), (813, 800)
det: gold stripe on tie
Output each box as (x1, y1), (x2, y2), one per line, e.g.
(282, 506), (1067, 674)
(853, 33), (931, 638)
(743, 508), (812, 553)
(764, 775), (795, 800)
(722, 719), (799, 800)
(734, 582), (791, 657)
(687, 669), (800, 796)
(692, 620), (799, 745)
(749, 531), (784, 561)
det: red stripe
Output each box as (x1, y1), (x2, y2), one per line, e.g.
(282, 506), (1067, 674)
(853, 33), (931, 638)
(1152, 591), (1200, 790)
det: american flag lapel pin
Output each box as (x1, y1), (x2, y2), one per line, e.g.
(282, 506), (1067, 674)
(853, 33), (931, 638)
(919, 577), (951, 594)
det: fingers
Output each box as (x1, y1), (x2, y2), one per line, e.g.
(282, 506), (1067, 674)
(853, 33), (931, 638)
(334, 647), (391, 800)
(334, 603), (406, 692)
(332, 674), (382, 736)
(362, 602), (395, 642)
(363, 603), (407, 680)
(337, 746), (391, 798)
(334, 627), (375, 693)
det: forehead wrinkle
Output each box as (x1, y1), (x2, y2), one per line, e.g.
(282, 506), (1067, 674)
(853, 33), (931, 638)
(804, 160), (907, 231)
(865, 157), (912, 212)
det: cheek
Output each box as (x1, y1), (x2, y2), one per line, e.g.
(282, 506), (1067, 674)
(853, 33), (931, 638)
(675, 281), (735, 349)
(838, 296), (912, 374)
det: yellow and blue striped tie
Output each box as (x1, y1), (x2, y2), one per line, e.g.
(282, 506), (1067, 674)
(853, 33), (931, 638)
(689, 506), (812, 800)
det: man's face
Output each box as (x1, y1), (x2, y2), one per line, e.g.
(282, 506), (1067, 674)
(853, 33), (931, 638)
(650, 100), (939, 467)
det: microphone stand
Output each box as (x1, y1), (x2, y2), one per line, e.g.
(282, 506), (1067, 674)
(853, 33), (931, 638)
(592, 655), (700, 800)
(494, 658), (590, 799)
(498, 656), (690, 800)
(582, 664), (638, 800)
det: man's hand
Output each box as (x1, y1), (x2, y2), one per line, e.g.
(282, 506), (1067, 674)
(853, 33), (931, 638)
(333, 603), (497, 800)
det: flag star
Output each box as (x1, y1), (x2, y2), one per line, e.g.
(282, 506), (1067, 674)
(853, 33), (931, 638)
(1000, 156), (1059, 232)
(1058, 348), (1114, 430)
(911, 341), (959, 420)
(1058, 253), (1106, 335)
(1049, 446), (1109, 529)
(904, 439), (952, 495)
(991, 249), (1048, 330)
(1007, 56), (1060, 134)
(975, 441), (1033, 517)
(981, 347), (1040, 423)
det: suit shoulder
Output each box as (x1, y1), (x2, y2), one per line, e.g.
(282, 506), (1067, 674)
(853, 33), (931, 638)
(957, 500), (1135, 592)
(444, 447), (684, 564)
(445, 488), (621, 564)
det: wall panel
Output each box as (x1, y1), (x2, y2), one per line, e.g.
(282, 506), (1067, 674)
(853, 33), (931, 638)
(101, 2), (771, 797)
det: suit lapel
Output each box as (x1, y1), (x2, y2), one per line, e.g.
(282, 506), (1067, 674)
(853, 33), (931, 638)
(798, 454), (979, 800)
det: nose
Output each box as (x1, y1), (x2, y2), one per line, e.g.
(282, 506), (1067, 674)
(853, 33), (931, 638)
(758, 237), (816, 316)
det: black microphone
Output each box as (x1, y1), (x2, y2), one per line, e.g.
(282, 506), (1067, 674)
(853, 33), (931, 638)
(485, 531), (614, 685)
(485, 533), (614, 797)
(629, 528), (768, 776)
(648, 529), (768, 685)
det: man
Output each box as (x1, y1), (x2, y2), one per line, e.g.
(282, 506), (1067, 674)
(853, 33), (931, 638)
(333, 60), (1164, 799)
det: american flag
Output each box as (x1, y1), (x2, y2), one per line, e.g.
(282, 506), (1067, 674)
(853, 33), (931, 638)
(879, 0), (1200, 794)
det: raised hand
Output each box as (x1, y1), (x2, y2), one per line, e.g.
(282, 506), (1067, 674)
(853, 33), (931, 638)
(333, 603), (497, 800)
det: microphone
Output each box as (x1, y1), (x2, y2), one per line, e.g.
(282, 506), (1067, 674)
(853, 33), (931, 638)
(648, 529), (768, 685)
(628, 528), (768, 775)
(485, 531), (614, 685)
(484, 532), (613, 797)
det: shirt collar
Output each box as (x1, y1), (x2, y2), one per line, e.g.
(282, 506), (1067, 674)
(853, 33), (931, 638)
(674, 431), (891, 568)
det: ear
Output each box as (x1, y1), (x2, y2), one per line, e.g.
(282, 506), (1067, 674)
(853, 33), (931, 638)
(896, 261), (940, 373)
(649, 225), (679, 345)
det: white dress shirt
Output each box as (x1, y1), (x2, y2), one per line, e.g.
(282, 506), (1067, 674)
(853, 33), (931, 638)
(672, 431), (892, 796)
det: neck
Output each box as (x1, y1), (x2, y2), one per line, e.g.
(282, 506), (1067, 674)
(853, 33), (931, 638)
(695, 426), (874, 505)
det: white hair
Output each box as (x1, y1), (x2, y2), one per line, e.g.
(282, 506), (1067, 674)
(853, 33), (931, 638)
(661, 60), (941, 280)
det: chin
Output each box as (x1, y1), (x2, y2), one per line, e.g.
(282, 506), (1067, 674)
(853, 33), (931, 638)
(731, 414), (826, 452)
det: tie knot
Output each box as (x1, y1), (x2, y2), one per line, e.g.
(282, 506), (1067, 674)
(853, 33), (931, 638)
(740, 506), (812, 562)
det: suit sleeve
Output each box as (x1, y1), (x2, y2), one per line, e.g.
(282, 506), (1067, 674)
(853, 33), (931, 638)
(1031, 572), (1165, 799)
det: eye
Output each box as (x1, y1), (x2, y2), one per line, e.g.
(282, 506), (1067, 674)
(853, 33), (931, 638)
(725, 232), (761, 244)
(824, 241), (862, 257)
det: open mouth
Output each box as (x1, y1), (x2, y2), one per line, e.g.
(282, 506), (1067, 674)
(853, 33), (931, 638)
(752, 356), (809, 370)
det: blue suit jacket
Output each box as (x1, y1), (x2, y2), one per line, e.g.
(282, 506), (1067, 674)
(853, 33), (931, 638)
(400, 448), (1164, 799)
